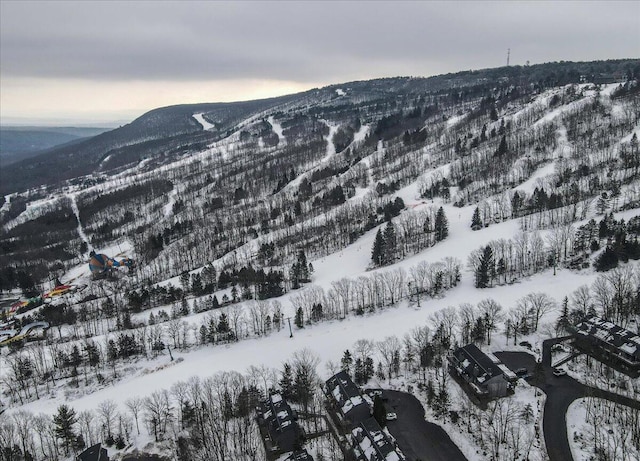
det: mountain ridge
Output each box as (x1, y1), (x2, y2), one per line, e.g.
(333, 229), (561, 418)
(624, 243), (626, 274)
(2, 59), (637, 196)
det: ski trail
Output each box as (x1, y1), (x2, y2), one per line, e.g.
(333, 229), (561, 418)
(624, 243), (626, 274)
(193, 113), (216, 130)
(320, 120), (339, 162)
(69, 193), (91, 254)
(164, 187), (178, 218)
(268, 116), (286, 145)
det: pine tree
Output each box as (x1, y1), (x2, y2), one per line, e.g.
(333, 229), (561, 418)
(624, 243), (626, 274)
(556, 296), (570, 334)
(341, 350), (353, 376)
(279, 362), (294, 399)
(354, 358), (365, 385)
(371, 228), (386, 267)
(295, 307), (304, 328)
(294, 364), (313, 412)
(471, 206), (483, 230)
(495, 135), (507, 156)
(434, 207), (449, 241)
(596, 193), (610, 215)
(53, 404), (78, 455)
(383, 221), (397, 265)
(364, 357), (375, 383)
(475, 245), (494, 288)
(296, 249), (309, 282)
(217, 313), (230, 335)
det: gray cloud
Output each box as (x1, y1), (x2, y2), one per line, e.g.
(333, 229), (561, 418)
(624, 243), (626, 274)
(2, 1), (639, 85)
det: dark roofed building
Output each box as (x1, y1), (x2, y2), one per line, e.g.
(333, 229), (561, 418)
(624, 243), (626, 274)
(77, 443), (109, 461)
(571, 315), (640, 378)
(325, 371), (372, 427)
(257, 393), (305, 455)
(287, 449), (314, 461)
(351, 417), (406, 461)
(449, 343), (515, 398)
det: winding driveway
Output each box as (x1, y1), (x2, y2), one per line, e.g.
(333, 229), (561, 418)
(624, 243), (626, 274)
(496, 338), (640, 461)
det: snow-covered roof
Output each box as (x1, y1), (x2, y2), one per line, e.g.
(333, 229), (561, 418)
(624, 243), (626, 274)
(573, 316), (640, 361)
(351, 418), (406, 461)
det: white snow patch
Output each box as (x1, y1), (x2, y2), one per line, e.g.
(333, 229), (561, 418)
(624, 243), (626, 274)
(163, 186), (178, 218)
(268, 116), (286, 145)
(193, 112), (216, 130)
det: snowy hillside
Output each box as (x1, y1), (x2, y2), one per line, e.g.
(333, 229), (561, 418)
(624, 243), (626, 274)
(1, 61), (639, 461)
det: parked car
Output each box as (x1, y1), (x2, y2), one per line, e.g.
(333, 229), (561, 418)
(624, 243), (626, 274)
(552, 368), (567, 377)
(551, 343), (566, 352)
(515, 367), (529, 377)
(519, 341), (533, 350)
(386, 412), (397, 421)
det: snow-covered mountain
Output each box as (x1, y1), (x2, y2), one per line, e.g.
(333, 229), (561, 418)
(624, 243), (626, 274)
(1, 59), (639, 461)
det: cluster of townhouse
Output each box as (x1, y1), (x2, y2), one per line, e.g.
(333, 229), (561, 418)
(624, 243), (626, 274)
(324, 371), (406, 461)
(256, 392), (313, 461)
(570, 315), (640, 378)
(450, 315), (640, 402)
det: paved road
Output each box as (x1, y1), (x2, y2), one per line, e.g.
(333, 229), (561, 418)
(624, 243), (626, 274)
(496, 339), (640, 461)
(384, 390), (468, 461)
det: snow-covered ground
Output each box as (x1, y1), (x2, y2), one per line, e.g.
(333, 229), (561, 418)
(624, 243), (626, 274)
(8, 189), (621, 419)
(2, 81), (639, 460)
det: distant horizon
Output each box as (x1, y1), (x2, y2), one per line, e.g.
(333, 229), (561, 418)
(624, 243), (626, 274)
(3, 56), (639, 128)
(0, 118), (128, 128)
(2, 0), (638, 125)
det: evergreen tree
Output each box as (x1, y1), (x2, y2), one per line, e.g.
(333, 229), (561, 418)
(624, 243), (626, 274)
(490, 106), (498, 121)
(556, 296), (570, 334)
(364, 357), (375, 383)
(296, 249), (310, 282)
(475, 245), (494, 288)
(341, 350), (354, 376)
(495, 135), (507, 156)
(596, 193), (610, 215)
(279, 362), (294, 399)
(295, 307), (304, 328)
(217, 313), (230, 335)
(371, 228), (386, 267)
(382, 221), (397, 265)
(354, 358), (365, 385)
(434, 207), (449, 241)
(471, 206), (482, 230)
(53, 404), (78, 455)
(294, 365), (313, 412)
(594, 246), (619, 271)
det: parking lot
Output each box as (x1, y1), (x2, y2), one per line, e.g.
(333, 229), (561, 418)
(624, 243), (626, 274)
(381, 390), (468, 461)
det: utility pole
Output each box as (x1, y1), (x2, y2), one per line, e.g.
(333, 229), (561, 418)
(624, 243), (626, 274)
(507, 48), (510, 67)
(286, 317), (293, 338)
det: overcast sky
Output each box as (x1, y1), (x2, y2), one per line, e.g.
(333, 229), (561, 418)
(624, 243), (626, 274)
(1, 1), (638, 125)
